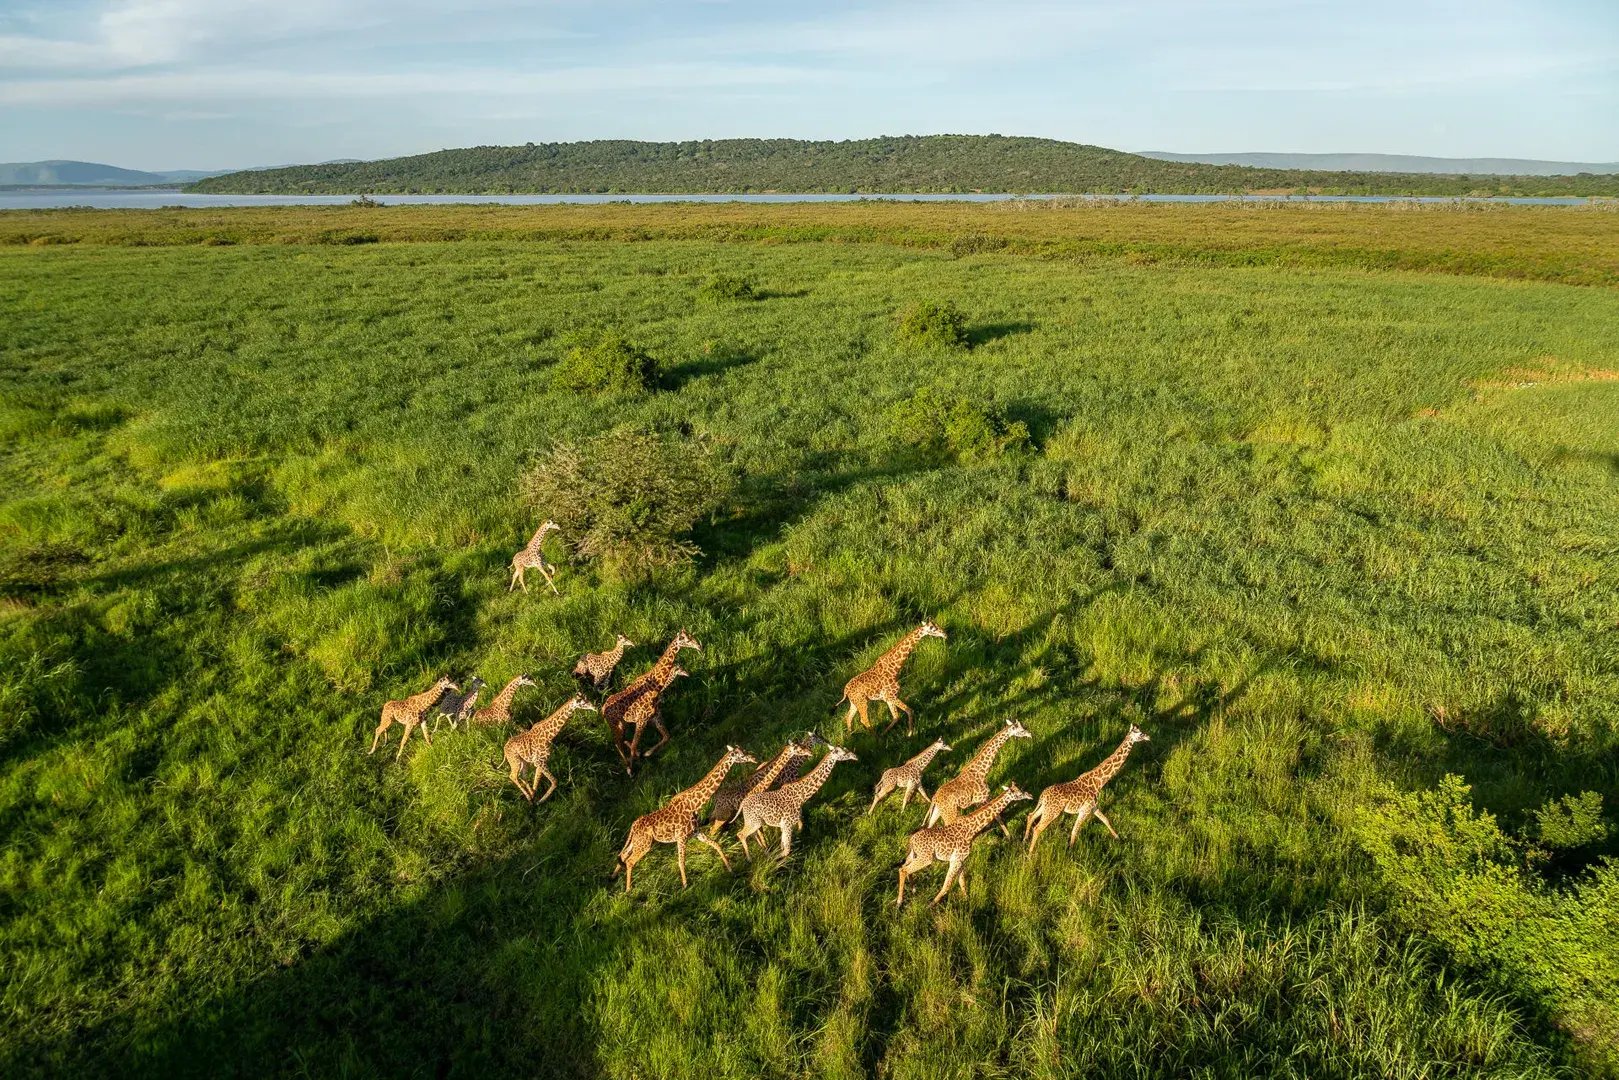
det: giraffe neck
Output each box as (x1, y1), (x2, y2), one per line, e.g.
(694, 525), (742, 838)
(527, 525), (555, 554)
(532, 702), (579, 743)
(751, 745), (801, 789)
(604, 640), (628, 666)
(674, 757), (740, 813)
(965, 728), (1016, 779)
(781, 754), (841, 802)
(958, 790), (1020, 835)
(1085, 733), (1138, 789)
(489, 679), (523, 715)
(879, 627), (926, 676)
(909, 743), (946, 770)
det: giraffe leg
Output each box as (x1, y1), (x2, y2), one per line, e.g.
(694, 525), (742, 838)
(995, 812), (1010, 838)
(642, 711), (671, 758)
(896, 853), (928, 907)
(778, 823), (792, 861)
(870, 775), (896, 813)
(932, 857), (962, 905)
(736, 816), (759, 859)
(856, 697), (873, 732)
(881, 696), (914, 736)
(880, 698), (904, 733)
(896, 867), (909, 907)
(622, 841), (649, 893)
(910, 783), (930, 806)
(1093, 808), (1119, 840)
(507, 758), (531, 799)
(394, 720), (414, 761)
(535, 766), (558, 804)
(369, 719), (390, 754)
(1024, 802), (1043, 845)
(956, 865), (968, 898)
(419, 718), (433, 747)
(694, 832), (732, 872)
(676, 838), (689, 889)
(1068, 806), (1092, 848)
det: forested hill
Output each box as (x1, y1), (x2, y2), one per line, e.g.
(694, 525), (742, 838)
(187, 135), (1619, 197)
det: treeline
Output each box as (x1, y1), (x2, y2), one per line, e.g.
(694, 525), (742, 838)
(187, 135), (1619, 197)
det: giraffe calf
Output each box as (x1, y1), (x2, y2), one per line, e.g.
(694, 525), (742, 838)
(870, 738), (952, 813)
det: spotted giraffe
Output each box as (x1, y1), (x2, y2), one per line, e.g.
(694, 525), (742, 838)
(735, 745), (859, 860)
(430, 676), (486, 732)
(502, 693), (598, 803)
(615, 745), (758, 893)
(896, 783), (1032, 906)
(508, 520), (561, 594)
(368, 676), (459, 761)
(926, 718), (1032, 830)
(706, 732), (826, 835)
(869, 737), (952, 814)
(471, 674), (536, 726)
(573, 633), (636, 694)
(839, 620), (947, 736)
(619, 664), (689, 772)
(603, 629), (700, 763)
(1025, 724), (1150, 852)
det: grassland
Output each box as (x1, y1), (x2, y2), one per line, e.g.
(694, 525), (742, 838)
(1, 203), (1617, 1078)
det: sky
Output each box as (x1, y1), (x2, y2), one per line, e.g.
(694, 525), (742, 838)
(0, 0), (1614, 171)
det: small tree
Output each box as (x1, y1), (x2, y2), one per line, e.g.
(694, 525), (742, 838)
(697, 275), (757, 303)
(895, 301), (968, 350)
(888, 388), (1030, 462)
(520, 429), (730, 575)
(553, 332), (661, 395)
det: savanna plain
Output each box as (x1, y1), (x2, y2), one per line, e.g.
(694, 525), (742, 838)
(1, 201), (1617, 1079)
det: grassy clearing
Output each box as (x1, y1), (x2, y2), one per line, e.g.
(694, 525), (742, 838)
(1, 205), (1617, 1077)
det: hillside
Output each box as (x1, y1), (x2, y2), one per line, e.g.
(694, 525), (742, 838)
(1138, 150), (1619, 176)
(0, 160), (235, 186)
(187, 135), (1619, 196)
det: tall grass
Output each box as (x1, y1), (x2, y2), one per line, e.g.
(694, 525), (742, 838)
(1, 208), (1616, 1076)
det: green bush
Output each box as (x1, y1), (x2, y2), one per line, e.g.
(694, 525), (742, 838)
(697, 275), (757, 303)
(949, 232), (1009, 258)
(1535, 791), (1608, 850)
(553, 332), (662, 395)
(895, 300), (968, 349)
(519, 428), (730, 575)
(888, 388), (1030, 461)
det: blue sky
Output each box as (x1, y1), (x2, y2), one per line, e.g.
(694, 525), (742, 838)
(0, 0), (1614, 170)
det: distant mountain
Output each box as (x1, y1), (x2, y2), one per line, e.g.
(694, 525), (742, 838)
(1137, 151), (1619, 177)
(0, 160), (233, 186)
(188, 136), (1619, 197)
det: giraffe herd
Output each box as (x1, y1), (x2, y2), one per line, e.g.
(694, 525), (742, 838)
(367, 523), (1151, 905)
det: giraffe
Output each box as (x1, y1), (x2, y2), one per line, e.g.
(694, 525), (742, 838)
(925, 718), (1033, 830)
(614, 745), (758, 893)
(869, 737), (953, 814)
(838, 620), (947, 736)
(430, 676), (486, 732)
(573, 633), (636, 694)
(471, 674), (536, 726)
(508, 519), (561, 594)
(502, 692), (598, 803)
(706, 732), (825, 836)
(735, 745), (859, 860)
(369, 676), (459, 761)
(603, 629), (701, 762)
(1025, 723), (1150, 852)
(619, 664), (689, 772)
(897, 783), (1032, 906)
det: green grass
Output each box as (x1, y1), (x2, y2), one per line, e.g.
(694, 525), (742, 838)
(1, 205), (1617, 1078)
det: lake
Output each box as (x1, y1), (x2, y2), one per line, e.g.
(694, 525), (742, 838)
(0, 190), (1598, 210)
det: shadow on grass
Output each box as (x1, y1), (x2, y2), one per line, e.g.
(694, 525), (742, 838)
(965, 320), (1035, 348)
(662, 346), (759, 390)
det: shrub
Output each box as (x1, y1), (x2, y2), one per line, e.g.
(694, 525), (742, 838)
(1535, 791), (1608, 850)
(949, 232), (1009, 258)
(552, 332), (661, 395)
(697, 275), (757, 303)
(519, 429), (730, 575)
(895, 300), (968, 350)
(888, 388), (1030, 461)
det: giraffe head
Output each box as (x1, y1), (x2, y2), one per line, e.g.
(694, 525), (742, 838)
(540, 519), (560, 533)
(616, 633), (636, 648)
(432, 676), (459, 692)
(722, 744), (759, 767)
(465, 676), (487, 694)
(514, 674), (537, 690)
(999, 782), (1034, 805)
(666, 664), (690, 683)
(671, 629), (702, 653)
(796, 730), (829, 750)
(930, 737), (953, 753)
(1003, 718), (1033, 740)
(919, 620), (947, 640)
(783, 739), (816, 762)
(822, 745), (859, 765)
(1127, 723), (1150, 744)
(567, 692), (598, 713)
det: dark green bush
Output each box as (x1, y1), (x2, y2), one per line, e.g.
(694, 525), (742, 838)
(697, 275), (757, 303)
(888, 388), (1030, 461)
(553, 332), (661, 395)
(519, 428), (730, 575)
(895, 300), (968, 350)
(949, 232), (1009, 258)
